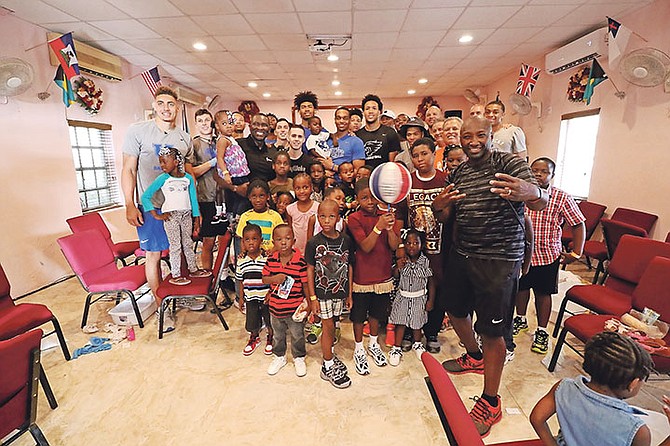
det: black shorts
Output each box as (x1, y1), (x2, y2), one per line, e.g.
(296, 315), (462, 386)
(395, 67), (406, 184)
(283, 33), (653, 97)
(519, 258), (560, 295)
(444, 249), (521, 337)
(199, 201), (229, 238)
(350, 292), (390, 324)
(245, 300), (270, 334)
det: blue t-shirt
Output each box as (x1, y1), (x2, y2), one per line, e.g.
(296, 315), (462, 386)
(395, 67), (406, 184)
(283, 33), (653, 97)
(328, 134), (366, 167)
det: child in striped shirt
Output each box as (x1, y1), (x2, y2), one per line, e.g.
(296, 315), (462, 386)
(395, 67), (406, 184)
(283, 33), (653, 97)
(236, 223), (272, 356)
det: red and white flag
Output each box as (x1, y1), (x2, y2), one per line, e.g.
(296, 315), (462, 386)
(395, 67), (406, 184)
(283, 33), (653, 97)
(607, 17), (632, 68)
(140, 66), (162, 96)
(516, 63), (540, 97)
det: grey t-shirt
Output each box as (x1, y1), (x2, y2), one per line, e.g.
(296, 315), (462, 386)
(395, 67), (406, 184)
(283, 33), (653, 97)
(192, 135), (217, 202)
(449, 151), (536, 261)
(491, 125), (527, 155)
(122, 120), (194, 208)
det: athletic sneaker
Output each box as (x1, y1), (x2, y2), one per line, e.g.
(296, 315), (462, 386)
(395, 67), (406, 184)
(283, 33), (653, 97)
(267, 355), (287, 375)
(388, 346), (402, 366)
(294, 357), (307, 377)
(412, 342), (426, 360)
(353, 350), (370, 375)
(177, 298), (206, 312)
(531, 329), (550, 354)
(243, 335), (261, 356)
(470, 395), (502, 437)
(306, 322), (321, 345)
(367, 343), (387, 367)
(332, 354), (348, 373)
(264, 335), (273, 355)
(505, 349), (515, 365)
(320, 362), (351, 389)
(333, 327), (341, 345)
(385, 324), (395, 347)
(512, 316), (529, 337)
(362, 321), (370, 337)
(442, 353), (485, 374)
(426, 336), (441, 354)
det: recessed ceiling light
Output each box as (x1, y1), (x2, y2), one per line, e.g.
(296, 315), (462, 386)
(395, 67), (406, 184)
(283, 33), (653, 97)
(418, 78), (428, 84)
(407, 89), (416, 95)
(327, 54), (339, 62)
(333, 68), (339, 73)
(459, 34), (473, 44)
(334, 91), (342, 96)
(331, 80), (340, 86)
(262, 92), (271, 98)
(192, 42), (207, 51)
(247, 81), (258, 88)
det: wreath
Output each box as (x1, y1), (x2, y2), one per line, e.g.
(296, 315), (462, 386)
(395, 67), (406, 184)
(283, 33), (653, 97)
(567, 66), (590, 103)
(416, 96), (440, 121)
(74, 77), (103, 114)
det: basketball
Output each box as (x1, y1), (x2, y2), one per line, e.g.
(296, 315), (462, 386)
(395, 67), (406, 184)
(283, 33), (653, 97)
(369, 162), (412, 205)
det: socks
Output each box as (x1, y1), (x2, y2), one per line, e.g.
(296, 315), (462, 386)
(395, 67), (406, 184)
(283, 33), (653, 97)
(482, 393), (499, 407)
(324, 359), (334, 370)
(468, 350), (483, 361)
(354, 341), (364, 352)
(369, 335), (378, 347)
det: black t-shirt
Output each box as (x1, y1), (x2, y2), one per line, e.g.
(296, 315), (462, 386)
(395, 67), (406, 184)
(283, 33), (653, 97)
(356, 124), (401, 169)
(289, 152), (315, 178)
(304, 232), (354, 301)
(238, 135), (278, 182)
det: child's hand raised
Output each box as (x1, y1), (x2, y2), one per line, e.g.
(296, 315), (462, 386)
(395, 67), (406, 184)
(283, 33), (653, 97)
(396, 256), (408, 270)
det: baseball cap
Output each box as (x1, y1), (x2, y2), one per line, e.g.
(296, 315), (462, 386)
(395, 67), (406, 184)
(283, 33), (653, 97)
(399, 116), (429, 139)
(381, 109), (396, 119)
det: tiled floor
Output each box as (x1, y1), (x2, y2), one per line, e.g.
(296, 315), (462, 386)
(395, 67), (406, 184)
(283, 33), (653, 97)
(8, 261), (670, 445)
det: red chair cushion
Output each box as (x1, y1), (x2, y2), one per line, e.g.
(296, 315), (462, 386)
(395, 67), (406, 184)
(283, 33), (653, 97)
(82, 263), (147, 292)
(0, 304), (53, 341)
(112, 241), (140, 259)
(565, 285), (632, 316)
(583, 240), (607, 260)
(155, 274), (212, 301)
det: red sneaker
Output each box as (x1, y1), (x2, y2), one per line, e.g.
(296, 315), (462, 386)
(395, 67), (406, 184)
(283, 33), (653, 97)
(385, 324), (395, 347)
(441, 352), (484, 375)
(243, 335), (260, 356)
(363, 321), (370, 337)
(470, 396), (502, 437)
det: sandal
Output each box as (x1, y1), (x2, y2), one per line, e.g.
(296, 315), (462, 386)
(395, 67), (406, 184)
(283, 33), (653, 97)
(169, 276), (192, 286)
(190, 269), (212, 278)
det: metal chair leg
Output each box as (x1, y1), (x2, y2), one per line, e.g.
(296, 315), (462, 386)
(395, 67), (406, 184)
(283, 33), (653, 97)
(81, 293), (94, 328)
(29, 424), (51, 446)
(548, 327), (568, 372)
(39, 365), (58, 409)
(208, 295), (229, 330)
(553, 297), (570, 338)
(51, 317), (71, 360)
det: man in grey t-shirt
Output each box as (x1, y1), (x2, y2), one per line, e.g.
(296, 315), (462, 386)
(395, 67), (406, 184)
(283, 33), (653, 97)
(121, 86), (195, 312)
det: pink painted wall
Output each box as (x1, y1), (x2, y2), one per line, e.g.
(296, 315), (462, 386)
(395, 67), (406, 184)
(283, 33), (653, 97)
(484, 0), (670, 241)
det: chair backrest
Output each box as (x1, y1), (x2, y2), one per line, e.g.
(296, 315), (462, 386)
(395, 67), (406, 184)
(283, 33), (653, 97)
(665, 232), (670, 243)
(0, 329), (43, 439)
(606, 235), (670, 294)
(209, 232), (232, 296)
(611, 208), (658, 234)
(0, 263), (13, 311)
(631, 257), (670, 325)
(66, 213), (113, 249)
(562, 200), (606, 245)
(601, 218), (648, 258)
(57, 230), (115, 279)
(421, 352), (485, 446)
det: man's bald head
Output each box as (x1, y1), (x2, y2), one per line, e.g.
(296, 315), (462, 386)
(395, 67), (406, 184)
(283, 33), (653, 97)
(469, 104), (485, 117)
(461, 116), (492, 134)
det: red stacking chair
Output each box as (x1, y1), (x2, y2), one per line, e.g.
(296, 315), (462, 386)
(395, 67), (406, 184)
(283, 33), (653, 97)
(550, 256), (670, 373)
(421, 352), (543, 446)
(610, 207), (658, 233)
(57, 229), (147, 329)
(0, 329), (52, 446)
(592, 218), (649, 284)
(0, 263), (70, 361)
(66, 213), (139, 266)
(155, 232), (231, 339)
(553, 235), (670, 337)
(561, 200), (606, 250)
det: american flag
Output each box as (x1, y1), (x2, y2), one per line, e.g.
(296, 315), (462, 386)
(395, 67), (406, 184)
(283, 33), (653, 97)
(140, 66), (161, 96)
(515, 63), (540, 97)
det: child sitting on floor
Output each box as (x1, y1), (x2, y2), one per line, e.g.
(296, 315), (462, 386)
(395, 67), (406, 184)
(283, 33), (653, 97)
(141, 146), (210, 285)
(530, 331), (670, 446)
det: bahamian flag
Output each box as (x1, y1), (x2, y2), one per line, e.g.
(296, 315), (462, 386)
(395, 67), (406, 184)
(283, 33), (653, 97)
(583, 59), (608, 105)
(54, 65), (76, 107)
(48, 32), (79, 79)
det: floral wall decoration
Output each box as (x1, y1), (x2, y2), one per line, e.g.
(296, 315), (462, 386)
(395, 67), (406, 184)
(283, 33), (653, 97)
(74, 77), (103, 114)
(567, 66), (590, 103)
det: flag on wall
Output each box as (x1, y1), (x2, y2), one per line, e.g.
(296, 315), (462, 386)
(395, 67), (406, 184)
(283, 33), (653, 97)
(607, 17), (632, 68)
(583, 59), (608, 105)
(47, 32), (79, 79)
(53, 65), (76, 107)
(141, 66), (162, 96)
(516, 63), (540, 97)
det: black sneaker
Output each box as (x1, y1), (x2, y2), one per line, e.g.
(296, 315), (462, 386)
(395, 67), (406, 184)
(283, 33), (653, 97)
(320, 362), (352, 389)
(426, 336), (441, 354)
(512, 316), (529, 337)
(531, 329), (550, 354)
(332, 354), (348, 374)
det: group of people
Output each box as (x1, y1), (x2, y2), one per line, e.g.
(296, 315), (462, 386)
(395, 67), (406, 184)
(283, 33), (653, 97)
(122, 86), (670, 444)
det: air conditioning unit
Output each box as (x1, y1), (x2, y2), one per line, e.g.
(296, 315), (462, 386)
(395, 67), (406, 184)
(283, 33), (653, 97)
(47, 32), (122, 81)
(174, 86), (205, 106)
(545, 27), (607, 75)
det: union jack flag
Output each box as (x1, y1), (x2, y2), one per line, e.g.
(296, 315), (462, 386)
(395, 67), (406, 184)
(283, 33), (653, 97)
(515, 63), (540, 97)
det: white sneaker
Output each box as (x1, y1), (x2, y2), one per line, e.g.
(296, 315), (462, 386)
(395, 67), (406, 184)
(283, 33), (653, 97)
(267, 355), (287, 375)
(412, 342), (426, 360)
(388, 346), (402, 367)
(505, 349), (515, 365)
(294, 357), (307, 377)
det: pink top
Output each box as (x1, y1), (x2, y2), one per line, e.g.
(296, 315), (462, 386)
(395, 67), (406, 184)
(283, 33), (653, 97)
(286, 201), (319, 254)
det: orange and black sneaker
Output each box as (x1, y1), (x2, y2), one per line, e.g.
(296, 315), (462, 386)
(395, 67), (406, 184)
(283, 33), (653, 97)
(470, 395), (502, 437)
(441, 352), (484, 374)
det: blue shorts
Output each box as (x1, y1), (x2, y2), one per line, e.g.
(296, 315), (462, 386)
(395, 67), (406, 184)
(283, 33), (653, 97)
(137, 206), (169, 252)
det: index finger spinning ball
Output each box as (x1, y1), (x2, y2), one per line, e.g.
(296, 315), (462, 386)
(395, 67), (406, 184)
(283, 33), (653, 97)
(369, 162), (412, 205)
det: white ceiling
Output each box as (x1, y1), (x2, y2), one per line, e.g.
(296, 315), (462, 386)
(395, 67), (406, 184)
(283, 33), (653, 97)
(1, 0), (653, 101)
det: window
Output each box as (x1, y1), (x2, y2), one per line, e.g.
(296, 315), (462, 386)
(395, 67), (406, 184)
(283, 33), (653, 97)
(553, 109), (601, 200)
(67, 120), (120, 211)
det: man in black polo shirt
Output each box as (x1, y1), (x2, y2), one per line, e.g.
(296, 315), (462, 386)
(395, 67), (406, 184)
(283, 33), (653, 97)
(238, 113), (278, 183)
(356, 94), (400, 169)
